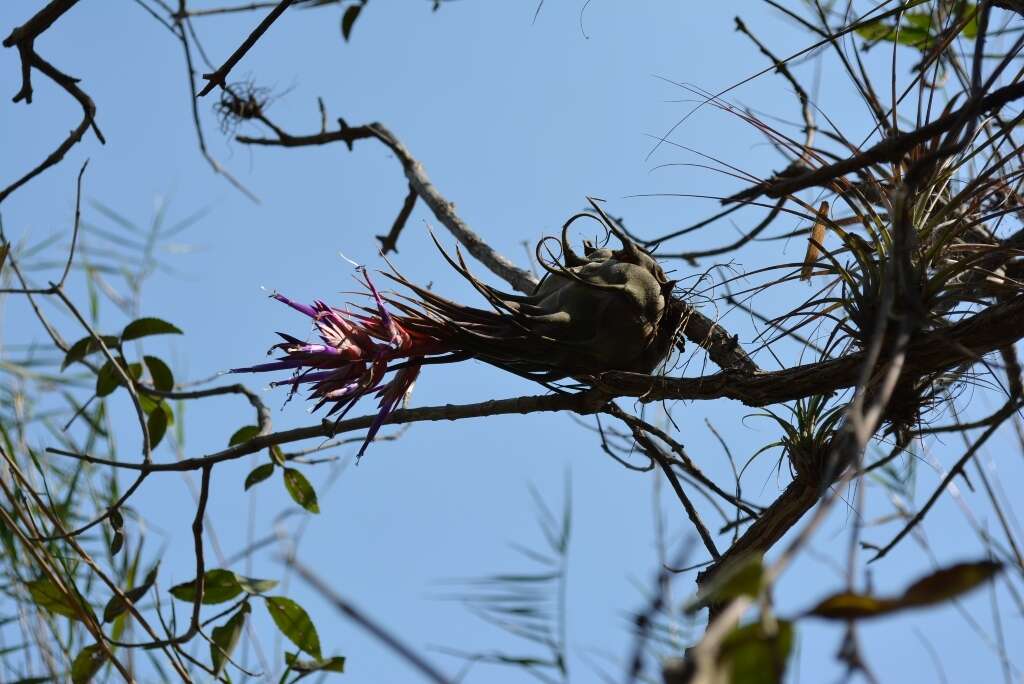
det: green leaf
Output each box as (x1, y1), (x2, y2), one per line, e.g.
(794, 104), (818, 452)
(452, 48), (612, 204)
(903, 11), (931, 30)
(138, 394), (174, 422)
(269, 444), (286, 466)
(806, 593), (893, 619)
(70, 644), (107, 684)
(211, 604), (250, 675)
(170, 569), (277, 604)
(95, 361), (141, 398)
(808, 560), (1003, 620)
(62, 335), (120, 370)
(103, 564), (158, 623)
(120, 317), (182, 342)
(229, 425), (261, 446)
(893, 25), (932, 47)
(854, 19), (892, 41)
(902, 559), (1000, 603)
(96, 362), (119, 397)
(109, 531), (124, 557)
(854, 12), (936, 49)
(138, 394), (157, 414)
(285, 652), (346, 674)
(962, 6), (979, 39)
(718, 620), (794, 684)
(109, 508), (124, 531)
(686, 554), (764, 614)
(341, 3), (362, 41)
(236, 575), (278, 595)
(265, 596), (322, 659)
(147, 405), (169, 449)
(170, 569), (242, 605)
(26, 578), (89, 621)
(143, 356), (174, 391)
(283, 468), (320, 514)
(0, 244), (8, 273)
(244, 463), (275, 490)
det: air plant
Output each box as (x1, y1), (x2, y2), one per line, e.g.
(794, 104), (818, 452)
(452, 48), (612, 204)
(214, 80), (275, 134)
(231, 201), (685, 457)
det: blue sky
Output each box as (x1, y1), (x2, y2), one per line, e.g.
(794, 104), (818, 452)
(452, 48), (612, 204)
(2, 1), (1022, 682)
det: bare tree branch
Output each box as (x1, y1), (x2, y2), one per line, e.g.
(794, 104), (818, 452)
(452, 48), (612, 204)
(1, 0), (105, 203)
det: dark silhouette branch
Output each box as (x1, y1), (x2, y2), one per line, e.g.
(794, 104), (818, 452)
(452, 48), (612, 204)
(48, 391), (610, 473)
(602, 293), (1024, 405)
(377, 181), (417, 254)
(196, 0), (296, 96)
(726, 80), (1024, 203)
(238, 120), (539, 293)
(2, 0), (105, 203)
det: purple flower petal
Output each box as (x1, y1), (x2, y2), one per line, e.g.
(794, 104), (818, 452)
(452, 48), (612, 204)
(271, 292), (318, 319)
(230, 360), (302, 373)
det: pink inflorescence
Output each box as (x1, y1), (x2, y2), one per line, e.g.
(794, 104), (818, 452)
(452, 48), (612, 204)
(231, 270), (442, 458)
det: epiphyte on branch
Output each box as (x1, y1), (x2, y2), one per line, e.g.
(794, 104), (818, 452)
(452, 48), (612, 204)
(231, 202), (684, 457)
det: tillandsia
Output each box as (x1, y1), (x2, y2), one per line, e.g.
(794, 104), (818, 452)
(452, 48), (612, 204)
(231, 201), (685, 457)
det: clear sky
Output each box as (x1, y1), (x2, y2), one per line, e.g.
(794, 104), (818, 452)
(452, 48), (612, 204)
(2, 1), (1022, 682)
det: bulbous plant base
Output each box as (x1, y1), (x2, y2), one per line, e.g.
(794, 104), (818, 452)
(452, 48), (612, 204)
(232, 201), (684, 456)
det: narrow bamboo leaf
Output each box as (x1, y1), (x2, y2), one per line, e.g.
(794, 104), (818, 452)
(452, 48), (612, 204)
(264, 596), (322, 659)
(283, 468), (320, 514)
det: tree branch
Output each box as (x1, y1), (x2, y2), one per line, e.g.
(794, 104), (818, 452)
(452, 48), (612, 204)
(728, 80), (1024, 203)
(2, 0), (105, 203)
(237, 120), (540, 293)
(602, 294), (1024, 405)
(48, 391), (608, 473)
(196, 0), (295, 96)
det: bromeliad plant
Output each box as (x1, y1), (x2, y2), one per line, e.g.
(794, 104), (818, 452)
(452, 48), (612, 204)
(231, 204), (684, 456)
